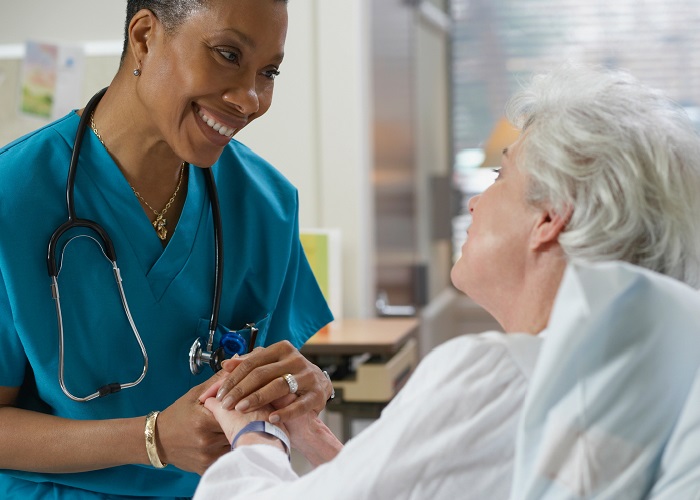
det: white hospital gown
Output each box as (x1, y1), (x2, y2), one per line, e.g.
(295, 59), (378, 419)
(194, 331), (542, 500)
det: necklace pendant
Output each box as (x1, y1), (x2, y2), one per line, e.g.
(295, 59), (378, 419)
(153, 216), (168, 240)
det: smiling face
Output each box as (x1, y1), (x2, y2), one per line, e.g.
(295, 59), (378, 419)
(131, 0), (288, 167)
(451, 135), (544, 316)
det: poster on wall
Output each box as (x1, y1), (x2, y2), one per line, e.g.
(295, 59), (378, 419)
(20, 41), (85, 120)
(300, 228), (343, 326)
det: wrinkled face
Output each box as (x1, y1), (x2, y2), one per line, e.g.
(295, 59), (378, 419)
(137, 0), (287, 166)
(450, 135), (542, 311)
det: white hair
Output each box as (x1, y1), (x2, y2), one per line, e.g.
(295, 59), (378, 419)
(506, 63), (700, 288)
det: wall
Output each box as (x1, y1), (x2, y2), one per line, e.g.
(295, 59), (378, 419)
(0, 0), (375, 318)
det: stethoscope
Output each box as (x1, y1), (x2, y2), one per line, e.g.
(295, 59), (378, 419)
(47, 88), (251, 402)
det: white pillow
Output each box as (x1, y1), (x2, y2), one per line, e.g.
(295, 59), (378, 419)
(511, 260), (700, 499)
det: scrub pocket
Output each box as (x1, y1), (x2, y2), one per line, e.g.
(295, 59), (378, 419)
(194, 314), (271, 358)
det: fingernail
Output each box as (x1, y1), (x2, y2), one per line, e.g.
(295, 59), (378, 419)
(235, 399), (249, 412)
(216, 387), (226, 400)
(269, 414), (280, 424)
(222, 396), (235, 410)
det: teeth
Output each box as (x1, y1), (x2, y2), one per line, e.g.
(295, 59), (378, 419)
(198, 110), (236, 138)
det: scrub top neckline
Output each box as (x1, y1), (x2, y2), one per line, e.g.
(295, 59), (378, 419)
(65, 112), (208, 301)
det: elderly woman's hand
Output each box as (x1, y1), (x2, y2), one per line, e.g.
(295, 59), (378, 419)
(270, 394), (344, 467)
(203, 381), (290, 458)
(203, 385), (287, 441)
(198, 340), (333, 423)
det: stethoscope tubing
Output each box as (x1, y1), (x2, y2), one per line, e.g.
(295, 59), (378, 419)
(204, 165), (224, 353)
(52, 237), (148, 402)
(48, 88), (150, 401)
(47, 87), (225, 400)
(48, 88), (114, 278)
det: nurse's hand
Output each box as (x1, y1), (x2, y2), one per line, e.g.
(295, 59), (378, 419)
(198, 340), (333, 423)
(156, 376), (231, 475)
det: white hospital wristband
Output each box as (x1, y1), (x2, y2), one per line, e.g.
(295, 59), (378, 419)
(231, 421), (291, 459)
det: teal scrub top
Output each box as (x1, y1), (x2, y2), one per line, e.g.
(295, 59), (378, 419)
(0, 112), (333, 498)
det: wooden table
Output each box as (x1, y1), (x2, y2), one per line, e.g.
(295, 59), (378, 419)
(302, 317), (420, 441)
(302, 317), (419, 356)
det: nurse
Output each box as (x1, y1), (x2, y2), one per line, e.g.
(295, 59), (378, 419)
(0, 0), (333, 498)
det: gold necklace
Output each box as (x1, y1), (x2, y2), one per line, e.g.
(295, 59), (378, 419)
(131, 166), (184, 240)
(90, 110), (185, 241)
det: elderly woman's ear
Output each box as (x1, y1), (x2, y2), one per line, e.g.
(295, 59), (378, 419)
(529, 205), (572, 251)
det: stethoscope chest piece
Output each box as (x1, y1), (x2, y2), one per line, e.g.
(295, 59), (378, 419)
(188, 324), (257, 375)
(188, 337), (225, 375)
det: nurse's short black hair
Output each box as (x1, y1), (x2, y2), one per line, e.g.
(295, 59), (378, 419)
(122, 0), (204, 62)
(120, 0), (288, 63)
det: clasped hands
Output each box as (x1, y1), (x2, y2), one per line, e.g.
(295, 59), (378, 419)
(155, 341), (333, 474)
(200, 340), (333, 422)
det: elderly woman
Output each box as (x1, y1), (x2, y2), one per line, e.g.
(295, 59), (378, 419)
(0, 1), (334, 498)
(195, 64), (700, 499)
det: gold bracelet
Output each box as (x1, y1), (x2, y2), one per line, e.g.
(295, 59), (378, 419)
(145, 411), (167, 469)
